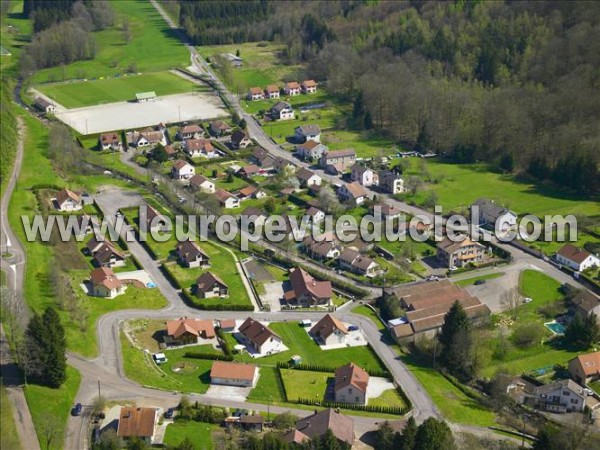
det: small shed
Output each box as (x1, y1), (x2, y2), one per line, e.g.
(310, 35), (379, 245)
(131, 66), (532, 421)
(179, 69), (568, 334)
(299, 319), (312, 328)
(153, 353), (167, 364)
(290, 355), (303, 366)
(135, 91), (157, 102)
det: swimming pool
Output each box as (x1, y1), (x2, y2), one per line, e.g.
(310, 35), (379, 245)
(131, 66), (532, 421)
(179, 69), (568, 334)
(545, 321), (566, 335)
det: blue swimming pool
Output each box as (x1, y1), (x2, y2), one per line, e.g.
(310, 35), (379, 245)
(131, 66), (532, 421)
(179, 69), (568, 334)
(545, 321), (566, 335)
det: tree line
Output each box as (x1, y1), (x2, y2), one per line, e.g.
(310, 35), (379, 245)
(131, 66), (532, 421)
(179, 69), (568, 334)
(20, 0), (113, 74)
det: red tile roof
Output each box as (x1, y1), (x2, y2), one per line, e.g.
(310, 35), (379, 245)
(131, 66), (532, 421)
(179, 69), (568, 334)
(210, 361), (256, 381)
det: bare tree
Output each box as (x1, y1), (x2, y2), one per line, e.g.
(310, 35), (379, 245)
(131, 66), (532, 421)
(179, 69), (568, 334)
(500, 287), (521, 319)
(39, 414), (61, 450)
(405, 176), (423, 196)
(0, 287), (26, 363)
(317, 185), (341, 216)
(91, 395), (106, 416)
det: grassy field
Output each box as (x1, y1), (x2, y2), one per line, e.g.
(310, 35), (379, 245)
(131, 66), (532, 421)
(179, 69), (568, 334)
(280, 368), (330, 402)
(31, 0), (189, 83)
(163, 421), (218, 450)
(36, 72), (199, 108)
(518, 269), (563, 318)
(24, 366), (81, 450)
(324, 130), (399, 159)
(1, 387), (22, 450)
(399, 355), (497, 427)
(352, 305), (386, 332)
(198, 41), (301, 92)
(398, 158), (600, 218)
(369, 388), (409, 409)
(247, 366), (287, 404)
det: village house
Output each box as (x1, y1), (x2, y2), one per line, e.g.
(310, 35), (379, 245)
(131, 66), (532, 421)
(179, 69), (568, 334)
(193, 272), (229, 298)
(351, 164), (378, 187)
(127, 129), (166, 148)
(310, 314), (349, 346)
(34, 97), (56, 114)
(273, 156), (296, 174)
(164, 318), (216, 346)
(171, 159), (195, 180)
(238, 318), (284, 355)
(302, 235), (340, 261)
(215, 189), (240, 209)
(240, 207), (267, 228)
(247, 87), (265, 101)
(371, 202), (402, 220)
(295, 124), (321, 143)
(72, 214), (94, 237)
(437, 234), (487, 269)
(296, 140), (328, 161)
(389, 281), (491, 342)
(238, 164), (261, 178)
(569, 351), (600, 385)
(210, 361), (259, 387)
(533, 379), (587, 413)
(86, 236), (108, 255)
(338, 248), (379, 277)
(184, 138), (217, 158)
(117, 407), (159, 445)
(305, 206), (326, 223)
(284, 81), (301, 96)
(98, 133), (123, 151)
(144, 204), (170, 233)
(296, 168), (322, 187)
(237, 185), (266, 200)
(471, 198), (518, 231)
(334, 363), (369, 405)
(301, 79), (317, 94)
(89, 267), (126, 298)
(55, 188), (82, 211)
(319, 149), (356, 174)
(378, 170), (404, 194)
(176, 240), (210, 268)
(265, 84), (280, 99)
(179, 124), (204, 140)
(284, 267), (332, 306)
(283, 409), (354, 447)
(93, 242), (126, 268)
(219, 319), (236, 332)
(270, 101), (295, 120)
(556, 244), (600, 272)
(189, 174), (215, 193)
(230, 129), (252, 149)
(161, 144), (177, 159)
(571, 289), (600, 318)
(338, 181), (368, 206)
(210, 120), (233, 137)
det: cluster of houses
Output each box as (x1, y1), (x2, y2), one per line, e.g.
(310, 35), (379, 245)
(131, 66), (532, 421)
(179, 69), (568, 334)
(247, 80), (317, 101)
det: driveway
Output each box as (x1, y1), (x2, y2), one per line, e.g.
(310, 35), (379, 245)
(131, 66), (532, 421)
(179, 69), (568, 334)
(205, 385), (252, 402)
(366, 377), (397, 400)
(261, 281), (284, 312)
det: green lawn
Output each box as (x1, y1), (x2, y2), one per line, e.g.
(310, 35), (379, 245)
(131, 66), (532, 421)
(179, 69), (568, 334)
(590, 380), (600, 396)
(324, 129), (399, 159)
(67, 270), (167, 357)
(280, 368), (330, 402)
(398, 159), (600, 218)
(227, 322), (386, 372)
(31, 0), (189, 84)
(163, 421), (217, 450)
(24, 366), (81, 450)
(36, 71), (198, 108)
(352, 305), (386, 332)
(1, 387), (22, 450)
(247, 366), (287, 403)
(518, 269), (563, 318)
(454, 272), (505, 287)
(263, 108), (341, 144)
(369, 388), (408, 409)
(399, 355), (497, 427)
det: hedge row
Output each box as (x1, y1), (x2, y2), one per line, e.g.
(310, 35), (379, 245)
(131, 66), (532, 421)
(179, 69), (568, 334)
(183, 352), (233, 361)
(295, 397), (409, 416)
(277, 362), (389, 379)
(160, 263), (184, 290)
(216, 328), (232, 357)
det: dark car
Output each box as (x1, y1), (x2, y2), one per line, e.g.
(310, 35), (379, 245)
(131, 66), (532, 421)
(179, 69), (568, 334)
(71, 403), (83, 417)
(474, 279), (487, 286)
(164, 407), (175, 419)
(348, 325), (359, 331)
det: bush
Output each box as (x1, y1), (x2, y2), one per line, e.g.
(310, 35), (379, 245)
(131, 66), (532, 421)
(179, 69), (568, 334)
(296, 397), (409, 416)
(511, 322), (546, 348)
(277, 361), (389, 378)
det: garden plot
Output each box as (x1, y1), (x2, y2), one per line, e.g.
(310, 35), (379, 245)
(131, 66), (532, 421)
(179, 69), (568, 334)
(53, 92), (229, 135)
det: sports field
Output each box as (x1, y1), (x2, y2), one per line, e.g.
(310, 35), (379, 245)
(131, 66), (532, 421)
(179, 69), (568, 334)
(35, 71), (199, 108)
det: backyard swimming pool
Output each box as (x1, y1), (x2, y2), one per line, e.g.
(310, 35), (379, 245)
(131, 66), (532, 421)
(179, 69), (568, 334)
(545, 321), (566, 335)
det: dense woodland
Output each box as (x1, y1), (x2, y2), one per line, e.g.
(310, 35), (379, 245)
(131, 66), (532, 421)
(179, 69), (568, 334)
(178, 0), (600, 196)
(19, 0), (113, 72)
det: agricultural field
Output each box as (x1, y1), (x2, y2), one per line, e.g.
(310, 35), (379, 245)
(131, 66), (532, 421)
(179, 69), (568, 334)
(31, 0), (189, 84)
(36, 72), (200, 108)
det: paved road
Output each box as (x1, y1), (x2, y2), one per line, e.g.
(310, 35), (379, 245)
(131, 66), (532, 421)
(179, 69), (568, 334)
(0, 117), (42, 450)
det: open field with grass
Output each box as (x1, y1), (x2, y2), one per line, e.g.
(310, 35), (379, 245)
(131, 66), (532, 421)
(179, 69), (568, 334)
(24, 366), (81, 450)
(163, 421), (218, 450)
(1, 387), (22, 450)
(247, 366), (287, 404)
(280, 368), (329, 402)
(399, 355), (497, 427)
(0, 1), (32, 74)
(36, 72), (199, 108)
(398, 158), (600, 218)
(324, 130), (399, 159)
(31, 0), (189, 84)
(199, 41), (301, 92)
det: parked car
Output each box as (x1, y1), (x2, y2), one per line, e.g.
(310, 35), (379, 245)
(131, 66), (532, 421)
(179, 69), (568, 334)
(348, 325), (359, 331)
(474, 279), (487, 285)
(71, 403), (83, 417)
(164, 407), (175, 419)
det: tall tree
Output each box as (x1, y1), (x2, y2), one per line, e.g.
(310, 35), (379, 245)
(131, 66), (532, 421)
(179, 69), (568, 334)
(414, 418), (455, 450)
(42, 306), (67, 387)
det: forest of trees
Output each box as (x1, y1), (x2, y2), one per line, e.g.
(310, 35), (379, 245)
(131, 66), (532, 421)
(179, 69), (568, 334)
(20, 0), (113, 72)
(176, 0), (599, 196)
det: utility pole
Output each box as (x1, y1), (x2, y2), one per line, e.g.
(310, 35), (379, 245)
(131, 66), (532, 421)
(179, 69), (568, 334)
(98, 379), (101, 399)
